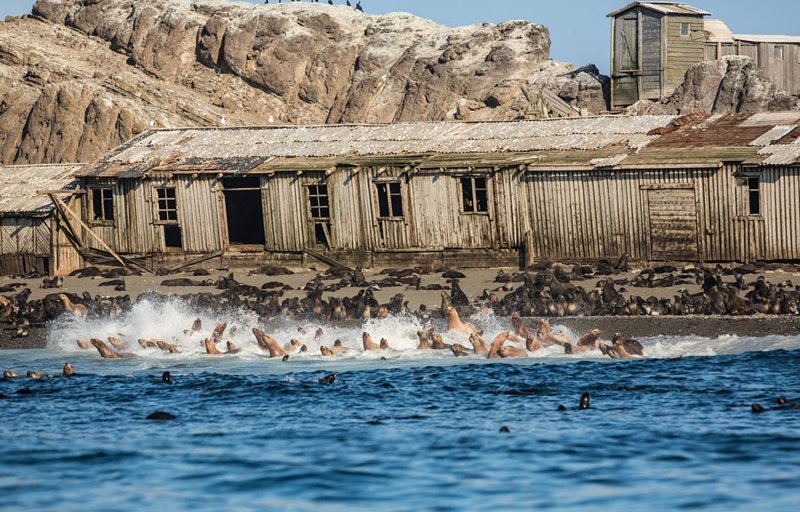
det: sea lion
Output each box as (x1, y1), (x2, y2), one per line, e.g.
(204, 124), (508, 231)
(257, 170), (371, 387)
(538, 319), (571, 347)
(3, 370), (19, 378)
(314, 328), (324, 339)
(511, 312), (532, 338)
(320, 346), (334, 357)
(57, 294), (88, 320)
(469, 332), (489, 356)
(26, 371), (45, 379)
(579, 393), (591, 410)
(76, 339), (91, 350)
(191, 318), (202, 334)
(300, 345), (308, 353)
(611, 333), (644, 358)
(445, 306), (476, 335)
(416, 330), (433, 350)
(138, 339), (157, 349)
(440, 292), (452, 311)
(332, 339), (349, 355)
(376, 307), (389, 319)
(379, 338), (390, 350)
(203, 338), (238, 356)
(161, 371), (171, 384)
(226, 341), (241, 354)
(578, 329), (601, 347)
(63, 363), (75, 377)
(91, 339), (135, 359)
(525, 335), (542, 352)
(430, 333), (451, 351)
(450, 344), (470, 357)
(319, 373), (337, 385)
(108, 337), (126, 350)
(253, 329), (288, 358)
(156, 340), (180, 354)
(212, 322), (227, 342)
(487, 332), (512, 359)
(362, 332), (380, 351)
(146, 411), (176, 421)
(498, 345), (528, 359)
(284, 339), (303, 355)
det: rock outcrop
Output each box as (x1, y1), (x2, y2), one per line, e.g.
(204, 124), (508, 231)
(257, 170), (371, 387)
(626, 56), (799, 116)
(0, 0), (610, 165)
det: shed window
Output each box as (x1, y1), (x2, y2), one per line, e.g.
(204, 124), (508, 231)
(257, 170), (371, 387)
(680, 23), (691, 37)
(156, 187), (178, 222)
(748, 177), (761, 215)
(91, 187), (114, 222)
(307, 184), (330, 220)
(774, 45), (784, 60)
(376, 182), (404, 218)
(460, 176), (489, 213)
(307, 184), (331, 246)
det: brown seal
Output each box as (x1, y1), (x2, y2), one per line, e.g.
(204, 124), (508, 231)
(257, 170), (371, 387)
(156, 340), (180, 354)
(284, 339), (302, 355)
(138, 339), (157, 349)
(445, 306), (475, 335)
(57, 294), (88, 320)
(3, 370), (19, 378)
(416, 330), (433, 350)
(511, 312), (532, 338)
(332, 340), (349, 355)
(498, 345), (528, 359)
(469, 333), (489, 356)
(450, 344), (470, 357)
(63, 363), (75, 377)
(320, 346), (334, 357)
(26, 371), (45, 379)
(253, 329), (288, 358)
(379, 338), (390, 350)
(212, 322), (227, 342)
(487, 332), (512, 360)
(91, 339), (135, 359)
(362, 332), (380, 351)
(525, 335), (542, 352)
(76, 339), (91, 350)
(538, 319), (571, 347)
(107, 337), (126, 350)
(430, 333), (451, 351)
(578, 329), (602, 347)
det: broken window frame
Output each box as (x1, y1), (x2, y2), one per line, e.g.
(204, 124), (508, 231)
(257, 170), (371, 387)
(154, 187), (179, 224)
(306, 183), (332, 247)
(460, 175), (489, 214)
(90, 187), (114, 225)
(748, 177), (761, 216)
(375, 181), (404, 219)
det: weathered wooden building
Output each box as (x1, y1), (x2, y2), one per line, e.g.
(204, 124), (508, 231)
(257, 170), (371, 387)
(0, 164), (83, 276)
(71, 112), (800, 269)
(608, 2), (710, 109)
(609, 2), (800, 109)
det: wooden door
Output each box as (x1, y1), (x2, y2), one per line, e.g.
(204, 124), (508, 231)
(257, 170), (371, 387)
(647, 187), (700, 261)
(613, 16), (640, 107)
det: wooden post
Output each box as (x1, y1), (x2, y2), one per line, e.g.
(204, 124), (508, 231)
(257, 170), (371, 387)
(50, 193), (128, 269)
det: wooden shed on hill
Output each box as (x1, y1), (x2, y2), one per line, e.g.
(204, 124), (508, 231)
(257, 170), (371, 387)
(0, 164), (83, 276)
(72, 113), (800, 268)
(608, 2), (710, 109)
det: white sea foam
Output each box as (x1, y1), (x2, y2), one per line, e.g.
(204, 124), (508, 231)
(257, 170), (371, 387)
(46, 297), (800, 362)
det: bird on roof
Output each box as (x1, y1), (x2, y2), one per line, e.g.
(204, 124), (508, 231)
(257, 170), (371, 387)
(356, 1), (363, 11)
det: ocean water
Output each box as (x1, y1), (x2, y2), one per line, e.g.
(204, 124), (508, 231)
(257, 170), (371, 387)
(1, 298), (799, 511)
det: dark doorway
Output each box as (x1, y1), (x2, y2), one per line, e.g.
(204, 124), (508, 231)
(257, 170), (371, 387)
(223, 177), (266, 246)
(164, 225), (183, 250)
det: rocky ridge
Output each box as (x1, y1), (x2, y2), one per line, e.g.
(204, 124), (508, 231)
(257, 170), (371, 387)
(0, 0), (609, 165)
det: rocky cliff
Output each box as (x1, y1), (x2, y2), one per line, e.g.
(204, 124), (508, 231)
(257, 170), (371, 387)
(626, 56), (800, 116)
(0, 0), (609, 165)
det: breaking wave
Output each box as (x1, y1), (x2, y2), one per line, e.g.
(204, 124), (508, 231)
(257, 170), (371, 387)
(46, 297), (800, 362)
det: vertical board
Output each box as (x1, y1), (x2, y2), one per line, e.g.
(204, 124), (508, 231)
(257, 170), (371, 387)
(647, 187), (700, 261)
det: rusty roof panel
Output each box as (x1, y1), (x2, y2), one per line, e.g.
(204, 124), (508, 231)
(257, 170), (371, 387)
(0, 164), (81, 216)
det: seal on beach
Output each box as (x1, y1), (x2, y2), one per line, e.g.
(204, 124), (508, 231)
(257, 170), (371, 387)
(58, 294), (88, 320)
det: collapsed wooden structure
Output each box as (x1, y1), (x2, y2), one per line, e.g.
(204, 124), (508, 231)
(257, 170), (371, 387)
(59, 112), (800, 270)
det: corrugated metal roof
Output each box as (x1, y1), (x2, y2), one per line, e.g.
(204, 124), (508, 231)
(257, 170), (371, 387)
(0, 164), (81, 216)
(733, 34), (800, 44)
(80, 116), (678, 177)
(704, 19), (734, 43)
(607, 2), (710, 17)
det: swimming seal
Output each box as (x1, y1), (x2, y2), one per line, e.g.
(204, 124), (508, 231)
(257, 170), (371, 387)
(332, 340), (349, 355)
(318, 374), (337, 385)
(146, 411), (176, 421)
(253, 329), (288, 358)
(63, 363), (75, 377)
(161, 371), (172, 384)
(579, 392), (591, 410)
(91, 339), (135, 359)
(469, 333), (490, 356)
(450, 344), (470, 357)
(362, 332), (380, 351)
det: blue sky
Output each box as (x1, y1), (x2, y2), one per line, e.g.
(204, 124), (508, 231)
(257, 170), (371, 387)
(3, 0), (799, 74)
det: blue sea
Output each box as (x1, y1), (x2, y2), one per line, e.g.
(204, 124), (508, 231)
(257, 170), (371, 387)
(1, 299), (799, 511)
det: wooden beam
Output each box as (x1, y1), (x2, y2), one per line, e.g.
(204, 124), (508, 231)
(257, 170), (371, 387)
(166, 251), (224, 273)
(50, 193), (128, 270)
(303, 249), (354, 272)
